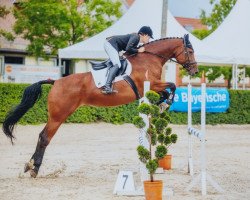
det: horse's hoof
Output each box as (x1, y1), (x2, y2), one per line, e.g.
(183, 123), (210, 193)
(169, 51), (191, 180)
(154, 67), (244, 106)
(24, 159), (35, 173)
(159, 102), (169, 113)
(24, 163), (30, 173)
(30, 169), (38, 178)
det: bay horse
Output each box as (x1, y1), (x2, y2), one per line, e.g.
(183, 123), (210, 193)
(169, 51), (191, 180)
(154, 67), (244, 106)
(2, 34), (198, 177)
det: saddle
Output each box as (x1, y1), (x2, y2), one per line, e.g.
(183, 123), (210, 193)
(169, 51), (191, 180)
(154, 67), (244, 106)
(89, 58), (141, 100)
(90, 58), (128, 76)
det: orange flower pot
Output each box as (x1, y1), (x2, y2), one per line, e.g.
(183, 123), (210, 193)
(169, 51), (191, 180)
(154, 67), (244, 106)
(144, 180), (163, 200)
(158, 154), (172, 170)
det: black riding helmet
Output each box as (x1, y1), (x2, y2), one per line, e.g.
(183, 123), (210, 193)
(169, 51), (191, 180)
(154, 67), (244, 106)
(138, 26), (154, 39)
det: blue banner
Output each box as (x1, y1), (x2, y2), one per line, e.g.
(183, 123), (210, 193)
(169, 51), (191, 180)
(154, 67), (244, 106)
(169, 87), (230, 113)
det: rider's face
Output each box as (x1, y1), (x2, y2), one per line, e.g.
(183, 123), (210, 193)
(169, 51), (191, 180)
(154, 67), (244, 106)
(140, 34), (150, 44)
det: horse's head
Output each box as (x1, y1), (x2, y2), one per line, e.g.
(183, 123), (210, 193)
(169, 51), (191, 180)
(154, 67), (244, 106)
(133, 35), (198, 76)
(173, 34), (198, 76)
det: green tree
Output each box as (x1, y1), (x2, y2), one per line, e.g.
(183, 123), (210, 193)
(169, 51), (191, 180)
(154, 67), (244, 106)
(82, 0), (122, 37)
(13, 0), (122, 58)
(133, 91), (177, 182)
(192, 0), (236, 39)
(192, 29), (210, 40)
(190, 0), (238, 88)
(181, 65), (250, 89)
(0, 5), (14, 46)
(200, 0), (237, 32)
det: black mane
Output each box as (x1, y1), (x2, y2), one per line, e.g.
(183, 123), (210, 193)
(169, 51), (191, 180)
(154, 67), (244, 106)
(143, 37), (183, 46)
(143, 35), (193, 50)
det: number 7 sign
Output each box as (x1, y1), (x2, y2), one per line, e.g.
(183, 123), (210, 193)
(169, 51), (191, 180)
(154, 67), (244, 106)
(113, 170), (136, 194)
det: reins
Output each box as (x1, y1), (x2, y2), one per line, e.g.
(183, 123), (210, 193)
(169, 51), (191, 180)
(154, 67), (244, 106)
(144, 48), (196, 71)
(144, 50), (185, 64)
(124, 37), (197, 71)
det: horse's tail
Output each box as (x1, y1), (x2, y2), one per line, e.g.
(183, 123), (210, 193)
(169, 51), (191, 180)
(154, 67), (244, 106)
(2, 79), (55, 144)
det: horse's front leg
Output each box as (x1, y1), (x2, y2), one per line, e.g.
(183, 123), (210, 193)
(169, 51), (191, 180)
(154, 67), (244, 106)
(165, 82), (176, 105)
(151, 81), (176, 105)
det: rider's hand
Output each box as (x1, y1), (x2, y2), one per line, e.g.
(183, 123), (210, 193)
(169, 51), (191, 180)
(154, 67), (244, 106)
(138, 47), (145, 53)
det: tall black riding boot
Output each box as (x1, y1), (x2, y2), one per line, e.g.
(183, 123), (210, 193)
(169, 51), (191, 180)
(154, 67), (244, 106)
(102, 64), (120, 94)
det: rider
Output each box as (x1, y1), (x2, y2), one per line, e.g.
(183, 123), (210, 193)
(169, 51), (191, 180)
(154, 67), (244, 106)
(102, 26), (154, 94)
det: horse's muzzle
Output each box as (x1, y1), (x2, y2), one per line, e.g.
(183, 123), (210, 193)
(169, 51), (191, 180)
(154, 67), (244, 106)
(188, 64), (198, 76)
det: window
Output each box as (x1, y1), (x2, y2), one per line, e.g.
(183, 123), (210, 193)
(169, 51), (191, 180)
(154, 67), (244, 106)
(183, 25), (194, 32)
(0, 56), (4, 76)
(5, 56), (24, 64)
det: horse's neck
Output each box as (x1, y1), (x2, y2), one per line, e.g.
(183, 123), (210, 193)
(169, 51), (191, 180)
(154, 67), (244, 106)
(146, 39), (181, 61)
(142, 39), (181, 78)
(127, 39), (182, 79)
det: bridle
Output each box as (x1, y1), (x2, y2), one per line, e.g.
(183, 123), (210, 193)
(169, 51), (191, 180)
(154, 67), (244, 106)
(144, 37), (197, 71)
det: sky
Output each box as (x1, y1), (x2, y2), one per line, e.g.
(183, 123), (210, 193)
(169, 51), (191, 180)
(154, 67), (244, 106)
(168, 0), (216, 18)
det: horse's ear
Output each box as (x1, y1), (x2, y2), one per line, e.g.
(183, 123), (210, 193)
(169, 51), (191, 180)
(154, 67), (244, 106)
(184, 34), (188, 46)
(184, 34), (194, 50)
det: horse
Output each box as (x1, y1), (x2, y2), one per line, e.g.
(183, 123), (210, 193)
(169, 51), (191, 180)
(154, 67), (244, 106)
(2, 34), (198, 178)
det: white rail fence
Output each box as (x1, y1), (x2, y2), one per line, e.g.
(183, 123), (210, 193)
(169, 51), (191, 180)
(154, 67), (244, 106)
(185, 83), (224, 195)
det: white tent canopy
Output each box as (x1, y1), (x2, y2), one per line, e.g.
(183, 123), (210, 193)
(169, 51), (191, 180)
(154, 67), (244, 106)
(196, 0), (250, 65)
(58, 0), (202, 59)
(59, 0), (250, 67)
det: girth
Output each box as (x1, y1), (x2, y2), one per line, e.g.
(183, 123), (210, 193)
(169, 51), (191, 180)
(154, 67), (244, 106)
(123, 75), (141, 100)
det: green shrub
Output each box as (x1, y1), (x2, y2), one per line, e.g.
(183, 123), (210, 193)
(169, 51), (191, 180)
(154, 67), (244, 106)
(169, 89), (250, 124)
(0, 83), (139, 125)
(133, 90), (178, 182)
(0, 83), (250, 125)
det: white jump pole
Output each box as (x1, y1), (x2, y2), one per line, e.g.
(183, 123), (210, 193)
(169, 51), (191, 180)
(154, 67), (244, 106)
(187, 83), (194, 176)
(200, 83), (207, 195)
(114, 81), (150, 196)
(139, 81), (150, 182)
(185, 83), (224, 195)
(114, 81), (173, 196)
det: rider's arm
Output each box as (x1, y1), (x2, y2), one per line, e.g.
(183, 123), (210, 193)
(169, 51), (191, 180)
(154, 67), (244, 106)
(125, 34), (140, 54)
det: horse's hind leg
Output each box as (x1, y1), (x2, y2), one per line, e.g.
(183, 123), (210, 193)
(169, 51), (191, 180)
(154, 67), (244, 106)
(23, 77), (82, 177)
(24, 119), (62, 178)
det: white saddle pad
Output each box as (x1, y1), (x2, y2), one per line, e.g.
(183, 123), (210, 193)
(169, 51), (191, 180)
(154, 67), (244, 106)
(90, 60), (132, 88)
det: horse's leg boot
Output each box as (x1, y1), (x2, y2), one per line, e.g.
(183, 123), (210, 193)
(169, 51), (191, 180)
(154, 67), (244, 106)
(166, 92), (175, 105)
(102, 64), (119, 94)
(157, 91), (170, 105)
